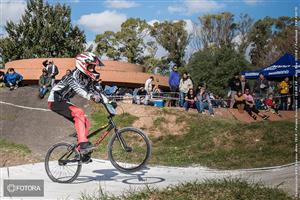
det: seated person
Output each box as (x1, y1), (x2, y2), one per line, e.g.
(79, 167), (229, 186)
(62, 69), (72, 80)
(264, 94), (281, 116)
(133, 87), (147, 104)
(38, 69), (52, 99)
(244, 88), (269, 120)
(195, 87), (214, 115)
(153, 85), (162, 96)
(5, 68), (23, 90)
(0, 70), (4, 87)
(184, 88), (196, 111)
(233, 90), (246, 112)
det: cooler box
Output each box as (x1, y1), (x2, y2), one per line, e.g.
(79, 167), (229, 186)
(153, 99), (164, 107)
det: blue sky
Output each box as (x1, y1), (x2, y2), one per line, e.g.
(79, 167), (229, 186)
(1, 0), (298, 42)
(64, 0), (298, 42)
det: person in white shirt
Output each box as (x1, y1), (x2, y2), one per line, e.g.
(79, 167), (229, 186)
(144, 76), (154, 105)
(179, 72), (193, 107)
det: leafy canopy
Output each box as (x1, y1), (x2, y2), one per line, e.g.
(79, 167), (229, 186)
(1, 0), (86, 62)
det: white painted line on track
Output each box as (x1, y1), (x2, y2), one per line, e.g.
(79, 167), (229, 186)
(0, 100), (50, 112)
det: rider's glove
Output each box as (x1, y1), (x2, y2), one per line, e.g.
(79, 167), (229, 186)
(91, 94), (102, 103)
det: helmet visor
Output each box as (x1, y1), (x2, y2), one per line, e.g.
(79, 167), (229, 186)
(86, 56), (104, 67)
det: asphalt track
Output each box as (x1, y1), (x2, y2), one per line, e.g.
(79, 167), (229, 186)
(0, 160), (298, 199)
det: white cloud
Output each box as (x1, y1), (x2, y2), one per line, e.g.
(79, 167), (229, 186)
(183, 19), (194, 35)
(78, 10), (127, 33)
(147, 19), (159, 26)
(243, 0), (262, 5)
(168, 0), (224, 15)
(0, 0), (26, 26)
(104, 0), (139, 9)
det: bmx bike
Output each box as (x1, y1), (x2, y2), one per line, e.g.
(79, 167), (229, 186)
(44, 92), (151, 183)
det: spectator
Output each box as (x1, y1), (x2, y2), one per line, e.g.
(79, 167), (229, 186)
(168, 65), (180, 106)
(4, 68), (23, 91)
(240, 75), (250, 94)
(42, 59), (59, 87)
(253, 73), (269, 99)
(179, 72), (193, 107)
(38, 69), (52, 99)
(133, 87), (146, 104)
(288, 78), (294, 110)
(184, 88), (196, 111)
(244, 88), (269, 120)
(264, 94), (281, 116)
(144, 76), (154, 105)
(62, 69), (72, 80)
(153, 85), (162, 95)
(228, 72), (242, 108)
(278, 77), (289, 110)
(0, 70), (4, 87)
(196, 87), (214, 116)
(234, 90), (246, 112)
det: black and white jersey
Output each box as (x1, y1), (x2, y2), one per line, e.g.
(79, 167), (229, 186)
(48, 69), (93, 102)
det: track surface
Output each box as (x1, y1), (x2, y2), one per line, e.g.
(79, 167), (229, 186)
(0, 160), (298, 199)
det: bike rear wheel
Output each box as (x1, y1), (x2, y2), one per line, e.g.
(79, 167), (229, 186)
(45, 142), (82, 183)
(108, 127), (151, 172)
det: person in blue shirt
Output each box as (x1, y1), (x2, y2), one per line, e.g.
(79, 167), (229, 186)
(4, 68), (23, 90)
(168, 65), (180, 106)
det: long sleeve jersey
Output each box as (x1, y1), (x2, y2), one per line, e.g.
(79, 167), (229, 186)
(48, 69), (93, 102)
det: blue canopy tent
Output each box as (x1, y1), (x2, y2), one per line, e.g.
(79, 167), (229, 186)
(241, 70), (261, 79)
(261, 53), (298, 78)
(242, 53), (299, 79)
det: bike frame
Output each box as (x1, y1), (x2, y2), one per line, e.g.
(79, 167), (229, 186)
(87, 116), (117, 147)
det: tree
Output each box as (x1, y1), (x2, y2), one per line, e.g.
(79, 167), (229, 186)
(2, 0), (85, 62)
(95, 31), (120, 60)
(248, 16), (299, 67)
(237, 13), (254, 54)
(150, 20), (190, 67)
(95, 18), (150, 64)
(248, 16), (274, 67)
(197, 12), (237, 49)
(187, 46), (249, 97)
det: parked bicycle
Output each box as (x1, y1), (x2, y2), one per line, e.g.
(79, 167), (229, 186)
(44, 86), (151, 183)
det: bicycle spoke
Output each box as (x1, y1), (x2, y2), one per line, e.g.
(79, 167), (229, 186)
(109, 128), (151, 172)
(45, 143), (81, 183)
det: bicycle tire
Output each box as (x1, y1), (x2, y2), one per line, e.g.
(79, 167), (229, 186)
(45, 142), (82, 183)
(108, 127), (151, 173)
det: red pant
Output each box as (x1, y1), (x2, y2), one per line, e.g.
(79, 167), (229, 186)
(48, 102), (90, 144)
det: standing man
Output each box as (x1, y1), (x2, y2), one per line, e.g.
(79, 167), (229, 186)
(253, 73), (269, 99)
(43, 59), (59, 88)
(168, 65), (180, 106)
(240, 75), (250, 94)
(279, 77), (290, 110)
(228, 72), (242, 108)
(144, 76), (154, 105)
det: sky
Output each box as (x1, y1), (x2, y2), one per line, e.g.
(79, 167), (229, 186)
(0, 0), (299, 56)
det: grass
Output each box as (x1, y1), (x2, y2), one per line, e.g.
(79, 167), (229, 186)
(150, 109), (294, 169)
(0, 138), (31, 155)
(88, 104), (139, 159)
(79, 179), (294, 200)
(90, 104), (295, 169)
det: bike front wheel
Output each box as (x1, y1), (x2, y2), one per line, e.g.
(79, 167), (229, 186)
(108, 127), (151, 172)
(45, 142), (82, 183)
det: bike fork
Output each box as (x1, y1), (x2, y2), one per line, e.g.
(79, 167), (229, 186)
(116, 130), (132, 152)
